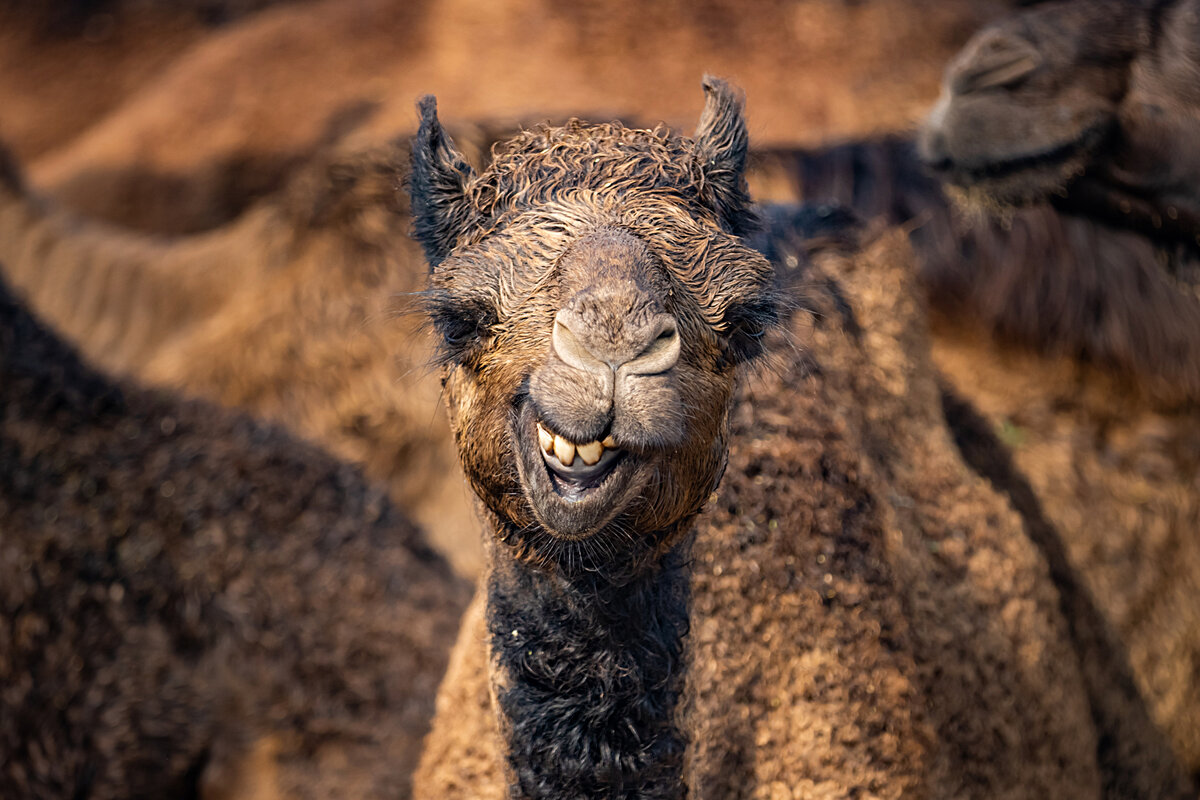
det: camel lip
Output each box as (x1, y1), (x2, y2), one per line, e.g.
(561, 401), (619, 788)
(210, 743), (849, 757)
(542, 446), (625, 496)
(924, 121), (1110, 189)
(511, 401), (644, 538)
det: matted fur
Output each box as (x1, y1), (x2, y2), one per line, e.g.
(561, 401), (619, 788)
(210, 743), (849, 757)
(416, 221), (1191, 798)
(411, 82), (1189, 797)
(0, 275), (470, 799)
(750, 135), (1200, 775)
(410, 80), (776, 798)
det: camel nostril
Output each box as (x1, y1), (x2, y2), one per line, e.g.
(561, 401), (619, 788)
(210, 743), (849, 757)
(551, 315), (609, 376)
(551, 308), (681, 378)
(623, 318), (680, 376)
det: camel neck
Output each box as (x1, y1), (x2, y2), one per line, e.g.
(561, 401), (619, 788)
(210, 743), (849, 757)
(485, 537), (691, 800)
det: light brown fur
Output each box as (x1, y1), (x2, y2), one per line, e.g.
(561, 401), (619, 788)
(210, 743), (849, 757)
(22, 0), (1014, 234)
(0, 140), (492, 574)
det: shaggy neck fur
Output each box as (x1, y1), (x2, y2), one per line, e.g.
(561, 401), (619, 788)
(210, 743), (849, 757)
(485, 530), (692, 800)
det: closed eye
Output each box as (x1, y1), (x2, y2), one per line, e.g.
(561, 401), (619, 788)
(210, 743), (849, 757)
(952, 35), (1042, 95)
(425, 291), (497, 364)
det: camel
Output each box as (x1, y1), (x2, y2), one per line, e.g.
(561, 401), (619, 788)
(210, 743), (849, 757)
(749, 132), (1200, 776)
(0, 272), (470, 799)
(0, 136), (484, 574)
(918, 0), (1200, 247)
(408, 79), (1190, 799)
(15, 0), (1014, 234)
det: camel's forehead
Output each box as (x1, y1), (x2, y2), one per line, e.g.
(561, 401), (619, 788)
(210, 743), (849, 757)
(481, 122), (701, 197)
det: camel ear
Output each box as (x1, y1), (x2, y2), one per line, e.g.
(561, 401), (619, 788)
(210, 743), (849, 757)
(410, 95), (478, 269)
(694, 76), (753, 235)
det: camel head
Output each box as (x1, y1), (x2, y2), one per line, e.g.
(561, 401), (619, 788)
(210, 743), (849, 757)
(410, 78), (775, 575)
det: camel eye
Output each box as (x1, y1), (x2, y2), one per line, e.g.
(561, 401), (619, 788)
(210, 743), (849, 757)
(721, 300), (775, 366)
(953, 36), (1041, 95)
(427, 293), (496, 364)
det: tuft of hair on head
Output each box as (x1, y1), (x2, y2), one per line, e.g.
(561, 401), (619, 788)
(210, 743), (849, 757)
(408, 94), (479, 270)
(693, 75), (756, 238)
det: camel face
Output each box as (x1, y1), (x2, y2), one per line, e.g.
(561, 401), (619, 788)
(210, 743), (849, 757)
(917, 0), (1140, 205)
(411, 80), (776, 568)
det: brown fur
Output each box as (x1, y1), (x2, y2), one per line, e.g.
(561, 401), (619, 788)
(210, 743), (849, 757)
(23, 0), (1013, 234)
(411, 86), (1187, 797)
(0, 139), (485, 574)
(417, 223), (1190, 798)
(0, 274), (470, 799)
(750, 135), (1200, 777)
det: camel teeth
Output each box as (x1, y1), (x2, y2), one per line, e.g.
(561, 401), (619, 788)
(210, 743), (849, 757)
(537, 423), (554, 454)
(577, 440), (603, 466)
(553, 435), (575, 466)
(602, 435), (617, 448)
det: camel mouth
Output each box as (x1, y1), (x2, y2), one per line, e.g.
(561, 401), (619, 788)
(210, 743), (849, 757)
(924, 122), (1110, 204)
(537, 421), (627, 501)
(511, 402), (645, 539)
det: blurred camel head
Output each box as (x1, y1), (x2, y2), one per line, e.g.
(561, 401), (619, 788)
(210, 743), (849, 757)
(920, 0), (1200, 243)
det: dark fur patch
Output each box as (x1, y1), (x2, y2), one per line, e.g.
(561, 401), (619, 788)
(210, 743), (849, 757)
(408, 95), (481, 269)
(487, 544), (691, 800)
(0, 274), (467, 798)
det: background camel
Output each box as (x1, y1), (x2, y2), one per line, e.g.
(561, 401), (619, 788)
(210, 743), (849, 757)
(750, 130), (1200, 779)
(410, 84), (1189, 799)
(0, 273), (469, 799)
(3, 0), (1015, 234)
(905, 0), (1200, 772)
(0, 137), (484, 575)
(919, 0), (1200, 246)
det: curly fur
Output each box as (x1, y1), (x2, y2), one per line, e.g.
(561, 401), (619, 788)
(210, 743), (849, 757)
(413, 88), (1190, 797)
(486, 544), (691, 799)
(0, 273), (470, 798)
(751, 134), (1200, 777)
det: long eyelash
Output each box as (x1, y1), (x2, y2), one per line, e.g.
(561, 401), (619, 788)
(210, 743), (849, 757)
(720, 297), (780, 366)
(416, 287), (498, 366)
